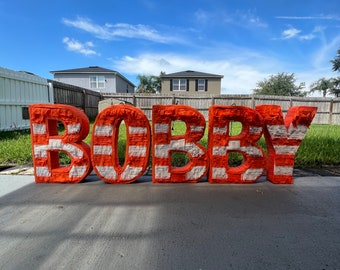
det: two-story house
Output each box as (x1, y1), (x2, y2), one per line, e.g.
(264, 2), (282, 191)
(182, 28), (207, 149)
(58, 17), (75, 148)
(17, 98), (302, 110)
(160, 70), (223, 95)
(50, 66), (135, 93)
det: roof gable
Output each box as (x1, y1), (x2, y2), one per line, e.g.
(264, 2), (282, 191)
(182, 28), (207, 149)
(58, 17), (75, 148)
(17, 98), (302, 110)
(161, 70), (223, 78)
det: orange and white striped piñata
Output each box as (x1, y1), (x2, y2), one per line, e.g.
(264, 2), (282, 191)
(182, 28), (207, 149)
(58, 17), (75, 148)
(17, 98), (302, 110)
(208, 105), (266, 183)
(256, 105), (317, 184)
(91, 105), (151, 184)
(152, 105), (208, 183)
(29, 104), (92, 183)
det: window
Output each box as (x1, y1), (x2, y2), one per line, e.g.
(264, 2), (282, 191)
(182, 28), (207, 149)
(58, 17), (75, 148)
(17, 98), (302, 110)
(172, 79), (187, 91)
(90, 76), (105, 89)
(197, 79), (206, 91)
(22, 107), (29, 120)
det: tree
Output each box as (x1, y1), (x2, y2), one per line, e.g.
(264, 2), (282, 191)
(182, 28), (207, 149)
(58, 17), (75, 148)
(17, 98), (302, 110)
(253, 72), (306, 96)
(331, 48), (340, 72)
(136, 74), (155, 93)
(330, 78), (340, 97)
(330, 48), (340, 97)
(309, 78), (334, 97)
(136, 72), (165, 93)
(332, 83), (340, 97)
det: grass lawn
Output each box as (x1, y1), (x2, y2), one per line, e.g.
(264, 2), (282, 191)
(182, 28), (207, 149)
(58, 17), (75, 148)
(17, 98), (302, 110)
(0, 122), (339, 168)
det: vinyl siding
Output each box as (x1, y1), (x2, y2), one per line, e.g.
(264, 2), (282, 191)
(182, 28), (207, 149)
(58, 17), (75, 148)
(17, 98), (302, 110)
(54, 73), (118, 93)
(0, 67), (52, 131)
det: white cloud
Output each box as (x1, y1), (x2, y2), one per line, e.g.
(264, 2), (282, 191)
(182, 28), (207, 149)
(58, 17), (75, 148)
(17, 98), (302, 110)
(193, 8), (267, 28)
(194, 9), (210, 24)
(276, 15), (340, 21)
(62, 17), (183, 44)
(282, 27), (301, 39)
(299, 34), (315, 40)
(239, 9), (267, 28)
(62, 37), (99, 56)
(313, 25), (326, 32)
(63, 18), (109, 39)
(109, 43), (338, 96)
(110, 52), (272, 94)
(312, 34), (340, 68)
(277, 26), (318, 41)
(298, 25), (327, 41)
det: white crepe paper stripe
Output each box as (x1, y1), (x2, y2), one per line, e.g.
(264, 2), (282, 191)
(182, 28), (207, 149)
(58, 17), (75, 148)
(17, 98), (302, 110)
(36, 166), (51, 177)
(212, 167), (227, 179)
(94, 125), (113, 136)
(121, 166), (143, 180)
(67, 123), (81, 134)
(69, 166), (87, 177)
(186, 166), (206, 180)
(129, 126), (147, 134)
(32, 124), (46, 134)
(155, 166), (171, 179)
(128, 146), (147, 157)
(93, 145), (112, 155)
(154, 123), (169, 134)
(242, 168), (263, 181)
(96, 166), (117, 180)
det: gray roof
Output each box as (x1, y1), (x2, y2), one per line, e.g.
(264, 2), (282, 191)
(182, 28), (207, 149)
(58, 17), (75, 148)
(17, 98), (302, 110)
(160, 70), (224, 78)
(50, 66), (117, 74)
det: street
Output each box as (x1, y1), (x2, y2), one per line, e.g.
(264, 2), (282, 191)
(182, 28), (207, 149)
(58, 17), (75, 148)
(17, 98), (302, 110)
(0, 174), (339, 269)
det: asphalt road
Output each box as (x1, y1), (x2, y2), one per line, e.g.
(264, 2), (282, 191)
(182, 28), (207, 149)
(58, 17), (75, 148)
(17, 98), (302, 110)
(0, 175), (339, 270)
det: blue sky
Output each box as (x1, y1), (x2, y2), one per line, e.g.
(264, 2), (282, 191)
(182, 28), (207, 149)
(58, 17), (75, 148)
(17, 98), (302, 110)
(1, 0), (339, 95)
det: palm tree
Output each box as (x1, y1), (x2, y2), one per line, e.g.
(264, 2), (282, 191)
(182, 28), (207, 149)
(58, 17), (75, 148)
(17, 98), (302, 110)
(331, 48), (340, 72)
(136, 72), (164, 93)
(330, 78), (340, 97)
(136, 75), (150, 93)
(309, 78), (334, 97)
(330, 48), (340, 97)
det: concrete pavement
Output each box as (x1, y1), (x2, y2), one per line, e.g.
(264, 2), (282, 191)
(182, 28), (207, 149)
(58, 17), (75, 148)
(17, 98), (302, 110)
(0, 173), (339, 269)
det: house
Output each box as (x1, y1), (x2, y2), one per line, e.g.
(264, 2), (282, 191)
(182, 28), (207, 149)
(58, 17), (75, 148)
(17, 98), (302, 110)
(160, 70), (223, 95)
(50, 66), (135, 93)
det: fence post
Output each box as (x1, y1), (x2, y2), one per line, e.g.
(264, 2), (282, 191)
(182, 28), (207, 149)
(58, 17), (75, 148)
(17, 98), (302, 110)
(211, 96), (215, 106)
(251, 94), (255, 109)
(133, 94), (136, 106)
(82, 89), (87, 113)
(329, 99), (334, 125)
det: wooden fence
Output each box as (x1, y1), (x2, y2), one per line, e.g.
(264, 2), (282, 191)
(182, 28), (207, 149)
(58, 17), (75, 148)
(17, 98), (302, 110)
(101, 93), (340, 125)
(49, 87), (340, 124)
(2, 65), (338, 131)
(50, 80), (101, 119)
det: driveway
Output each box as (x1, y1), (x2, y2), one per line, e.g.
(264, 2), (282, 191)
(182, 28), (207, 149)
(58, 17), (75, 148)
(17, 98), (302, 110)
(0, 174), (339, 269)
